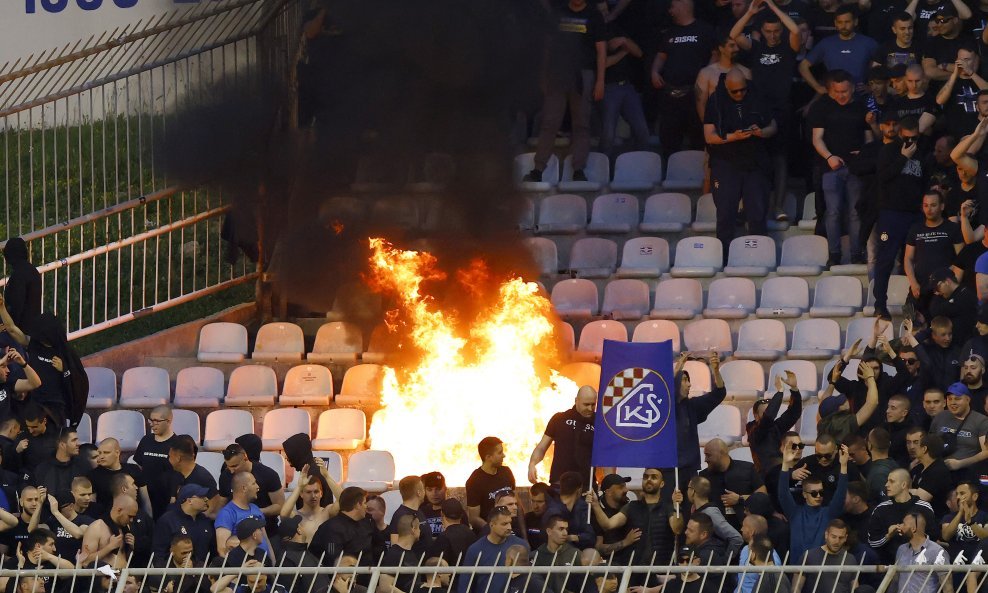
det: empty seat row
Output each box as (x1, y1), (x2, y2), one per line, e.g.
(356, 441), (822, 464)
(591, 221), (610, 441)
(199, 321), (375, 364)
(514, 151), (703, 192)
(551, 275), (874, 322)
(86, 363), (384, 409)
(92, 406), (368, 453)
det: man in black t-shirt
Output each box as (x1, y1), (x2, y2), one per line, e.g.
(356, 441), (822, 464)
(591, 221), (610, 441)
(873, 12), (920, 68)
(527, 386), (594, 486)
(524, 0), (606, 183)
(936, 45), (988, 139)
(87, 438), (148, 517)
(888, 64), (937, 132)
(599, 29), (650, 157)
(703, 69), (776, 258)
(420, 471), (446, 537)
(651, 0), (717, 158)
(910, 0), (972, 40)
(166, 435), (221, 518)
(922, 5), (965, 85)
(133, 405), (180, 519)
(905, 191), (963, 303)
(387, 475), (433, 555)
(464, 437), (515, 530)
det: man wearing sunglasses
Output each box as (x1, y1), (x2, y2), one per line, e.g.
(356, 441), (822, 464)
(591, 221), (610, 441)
(746, 372), (802, 474)
(793, 434), (862, 506)
(778, 440), (850, 565)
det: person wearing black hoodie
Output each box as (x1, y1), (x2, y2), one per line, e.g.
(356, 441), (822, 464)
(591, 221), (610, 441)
(746, 372), (803, 473)
(1, 237), (41, 331)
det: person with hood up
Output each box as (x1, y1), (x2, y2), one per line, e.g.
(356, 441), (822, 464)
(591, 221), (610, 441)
(667, 350), (727, 497)
(1, 237), (40, 330)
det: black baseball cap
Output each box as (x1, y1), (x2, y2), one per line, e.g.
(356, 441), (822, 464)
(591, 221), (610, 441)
(600, 474), (632, 490)
(422, 472), (446, 489)
(278, 515), (303, 539)
(441, 499), (465, 521)
(235, 517), (266, 540)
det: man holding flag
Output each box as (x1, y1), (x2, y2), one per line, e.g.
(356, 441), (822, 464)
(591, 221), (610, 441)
(669, 350), (727, 495)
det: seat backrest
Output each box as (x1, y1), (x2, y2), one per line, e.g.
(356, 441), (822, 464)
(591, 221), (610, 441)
(78, 413), (93, 444)
(538, 194), (587, 227)
(317, 408), (368, 440)
(175, 367), (225, 398)
(172, 409), (202, 443)
(86, 367), (117, 401)
(315, 452), (344, 483)
(695, 193), (716, 223)
(569, 237), (618, 270)
(340, 364), (383, 396)
(706, 278), (756, 309)
(813, 276), (863, 307)
(95, 410), (147, 447)
(738, 319), (787, 350)
(632, 320), (681, 351)
(197, 452), (225, 482)
(558, 322), (576, 352)
(620, 237), (670, 272)
(262, 408), (312, 439)
(767, 360), (818, 394)
(720, 359), (765, 391)
(120, 367), (171, 401)
(727, 235), (777, 267)
(313, 322), (363, 355)
(642, 193), (691, 224)
(204, 409), (255, 440)
(283, 365), (335, 397)
(227, 365), (278, 397)
(684, 360), (711, 394)
(550, 279), (600, 315)
(683, 319), (733, 353)
(523, 237), (558, 276)
(803, 192), (817, 219)
(759, 277), (809, 309)
(791, 319), (841, 349)
(577, 320), (629, 352)
(674, 236), (723, 269)
(562, 152), (610, 183)
(254, 323), (304, 354)
(653, 278), (703, 310)
(591, 193), (639, 225)
(348, 450), (396, 482)
(665, 150), (705, 182)
(698, 406), (741, 438)
(780, 235), (828, 266)
(199, 322), (248, 355)
(601, 279), (651, 315)
(261, 451), (286, 486)
(613, 151), (663, 185)
(558, 362), (601, 391)
(845, 317), (893, 348)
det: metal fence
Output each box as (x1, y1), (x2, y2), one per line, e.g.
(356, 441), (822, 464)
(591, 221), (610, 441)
(0, 0), (305, 338)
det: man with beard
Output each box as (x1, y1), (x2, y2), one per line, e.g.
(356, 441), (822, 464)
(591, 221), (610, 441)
(420, 472), (446, 537)
(528, 387), (595, 486)
(589, 474), (637, 564)
(700, 438), (766, 531)
(589, 468), (685, 578)
(930, 382), (988, 479)
(960, 355), (988, 413)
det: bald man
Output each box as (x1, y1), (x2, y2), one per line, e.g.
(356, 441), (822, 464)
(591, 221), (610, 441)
(867, 468), (936, 563)
(80, 495), (139, 566)
(699, 438), (766, 531)
(88, 438), (150, 517)
(528, 386), (596, 484)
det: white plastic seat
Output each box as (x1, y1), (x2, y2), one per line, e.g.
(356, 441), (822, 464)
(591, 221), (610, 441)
(767, 360), (817, 401)
(558, 322), (576, 358)
(616, 237), (669, 278)
(777, 235), (828, 276)
(683, 319), (734, 355)
(809, 276), (863, 317)
(225, 365), (278, 406)
(551, 279), (600, 319)
(261, 451), (287, 487)
(684, 360), (712, 396)
(692, 194), (716, 232)
(252, 322), (304, 362)
(345, 450), (396, 493)
(335, 364), (384, 407)
(573, 320), (629, 363)
(650, 278), (703, 319)
(523, 237), (559, 276)
(788, 319), (841, 359)
(601, 279), (651, 320)
(703, 278), (756, 319)
(724, 235), (777, 277)
(261, 408), (312, 450)
(797, 193), (817, 231)
(698, 406), (743, 445)
(197, 322), (249, 363)
(640, 193), (691, 233)
(325, 282), (382, 323)
(671, 236), (723, 278)
(380, 490), (406, 524)
(119, 367), (171, 409)
(729, 447), (754, 463)
(560, 152), (610, 192)
(197, 452), (225, 483)
(755, 277), (810, 318)
(308, 322), (363, 364)
(801, 403), (820, 444)
(661, 150), (705, 189)
(720, 360), (765, 401)
(362, 323), (396, 365)
(280, 364), (334, 406)
(632, 320), (681, 352)
(172, 409), (202, 443)
(85, 367), (117, 409)
(558, 362), (602, 391)
(611, 151), (663, 191)
(514, 153), (560, 191)
(569, 238), (618, 278)
(844, 317), (893, 350)
(174, 367), (224, 408)
(616, 467), (645, 490)
(587, 193), (639, 233)
(518, 198), (536, 231)
(535, 194), (587, 235)
(95, 410), (147, 451)
(203, 409), (255, 451)
(77, 413), (93, 444)
(734, 319), (787, 360)
(863, 275), (910, 316)
(313, 409), (367, 450)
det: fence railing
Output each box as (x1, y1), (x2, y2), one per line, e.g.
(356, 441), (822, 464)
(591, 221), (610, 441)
(0, 0), (305, 338)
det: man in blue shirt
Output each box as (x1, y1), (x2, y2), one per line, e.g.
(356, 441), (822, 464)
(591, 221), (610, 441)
(800, 6), (879, 91)
(459, 507), (528, 593)
(778, 440), (849, 564)
(215, 472), (269, 559)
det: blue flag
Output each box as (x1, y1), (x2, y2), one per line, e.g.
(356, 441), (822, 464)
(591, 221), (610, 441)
(591, 339), (678, 468)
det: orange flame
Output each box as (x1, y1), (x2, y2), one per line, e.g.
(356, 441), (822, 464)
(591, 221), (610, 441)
(366, 238), (576, 486)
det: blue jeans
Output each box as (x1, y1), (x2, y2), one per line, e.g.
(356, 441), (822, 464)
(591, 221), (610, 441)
(601, 82), (650, 156)
(822, 166), (863, 257)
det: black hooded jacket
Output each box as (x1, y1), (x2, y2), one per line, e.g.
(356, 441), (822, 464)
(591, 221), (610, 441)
(2, 238), (41, 329)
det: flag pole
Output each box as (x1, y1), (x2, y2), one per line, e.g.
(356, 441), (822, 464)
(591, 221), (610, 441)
(674, 466), (681, 517)
(587, 468), (594, 523)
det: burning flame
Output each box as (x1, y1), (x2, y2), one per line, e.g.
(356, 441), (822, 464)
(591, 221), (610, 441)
(366, 238), (576, 486)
